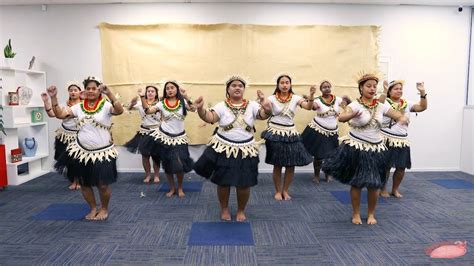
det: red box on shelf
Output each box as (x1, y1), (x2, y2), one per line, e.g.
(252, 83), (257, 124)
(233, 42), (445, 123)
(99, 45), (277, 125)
(10, 148), (22, 163)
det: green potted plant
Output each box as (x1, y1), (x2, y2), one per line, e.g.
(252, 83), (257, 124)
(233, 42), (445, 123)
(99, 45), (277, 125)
(3, 39), (16, 68)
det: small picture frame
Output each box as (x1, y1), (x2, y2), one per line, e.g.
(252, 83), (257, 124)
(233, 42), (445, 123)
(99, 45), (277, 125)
(11, 148), (22, 163)
(8, 92), (19, 106)
(31, 109), (44, 123)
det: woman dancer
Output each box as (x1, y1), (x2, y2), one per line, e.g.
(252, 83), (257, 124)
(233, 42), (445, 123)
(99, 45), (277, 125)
(124, 85), (161, 184)
(141, 81), (194, 198)
(48, 76), (123, 220)
(42, 82), (82, 190)
(322, 74), (407, 225)
(379, 80), (427, 198)
(261, 74), (314, 201)
(301, 80), (350, 183)
(194, 75), (272, 221)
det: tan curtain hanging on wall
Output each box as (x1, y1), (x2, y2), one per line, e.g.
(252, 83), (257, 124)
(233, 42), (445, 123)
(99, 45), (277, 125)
(99, 23), (380, 145)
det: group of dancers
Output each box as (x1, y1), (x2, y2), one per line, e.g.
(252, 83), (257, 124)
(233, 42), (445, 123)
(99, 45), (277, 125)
(42, 73), (427, 223)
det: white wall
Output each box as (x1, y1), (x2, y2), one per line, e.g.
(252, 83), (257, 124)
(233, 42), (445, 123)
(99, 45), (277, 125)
(0, 3), (470, 172)
(468, 7), (474, 106)
(460, 106), (474, 174)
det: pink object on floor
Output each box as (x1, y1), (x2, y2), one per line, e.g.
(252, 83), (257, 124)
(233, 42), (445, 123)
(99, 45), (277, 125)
(425, 241), (467, 259)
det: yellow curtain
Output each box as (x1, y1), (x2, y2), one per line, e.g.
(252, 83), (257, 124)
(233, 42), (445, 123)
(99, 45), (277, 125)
(99, 23), (380, 145)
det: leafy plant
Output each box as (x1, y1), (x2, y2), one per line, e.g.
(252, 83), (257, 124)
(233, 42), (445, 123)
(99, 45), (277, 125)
(4, 39), (16, 58)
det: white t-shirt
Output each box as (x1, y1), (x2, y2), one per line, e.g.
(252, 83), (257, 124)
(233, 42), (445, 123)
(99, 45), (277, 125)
(212, 100), (260, 141)
(348, 100), (390, 143)
(71, 100), (113, 149)
(61, 104), (78, 130)
(313, 96), (343, 129)
(154, 99), (187, 134)
(132, 102), (161, 127)
(268, 94), (303, 125)
(382, 100), (414, 136)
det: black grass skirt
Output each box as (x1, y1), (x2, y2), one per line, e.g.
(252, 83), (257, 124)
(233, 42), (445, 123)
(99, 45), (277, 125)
(54, 138), (69, 174)
(386, 143), (412, 169)
(301, 125), (339, 160)
(194, 136), (259, 187)
(153, 129), (194, 174)
(66, 142), (118, 187)
(124, 131), (159, 161)
(322, 142), (389, 189)
(261, 129), (312, 167)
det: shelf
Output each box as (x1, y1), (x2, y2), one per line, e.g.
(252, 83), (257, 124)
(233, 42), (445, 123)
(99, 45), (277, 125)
(0, 67), (45, 75)
(7, 153), (48, 166)
(4, 122), (47, 129)
(3, 104), (44, 108)
(6, 169), (49, 186)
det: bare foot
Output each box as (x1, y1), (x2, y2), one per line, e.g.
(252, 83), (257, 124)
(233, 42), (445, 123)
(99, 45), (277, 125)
(236, 211), (247, 222)
(153, 176), (160, 183)
(178, 189), (185, 198)
(68, 183), (76, 190)
(166, 189), (176, 198)
(351, 213), (362, 225)
(220, 208), (231, 221)
(74, 183), (81, 190)
(380, 190), (390, 198)
(85, 208), (98, 221)
(391, 191), (403, 198)
(313, 175), (320, 184)
(143, 176), (151, 183)
(282, 191), (292, 201)
(367, 215), (377, 225)
(274, 192), (283, 201)
(325, 175), (331, 183)
(94, 209), (109, 221)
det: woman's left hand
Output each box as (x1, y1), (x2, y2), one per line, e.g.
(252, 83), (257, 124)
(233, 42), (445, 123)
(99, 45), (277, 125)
(416, 82), (426, 95)
(257, 90), (272, 113)
(99, 84), (112, 96)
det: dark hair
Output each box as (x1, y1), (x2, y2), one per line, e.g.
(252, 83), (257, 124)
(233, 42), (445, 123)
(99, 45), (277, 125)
(225, 79), (246, 98)
(387, 81), (402, 98)
(163, 81), (187, 116)
(273, 75), (293, 95)
(67, 84), (81, 100)
(320, 81), (331, 90)
(145, 85), (159, 101)
(83, 79), (101, 89)
(67, 84), (82, 91)
(358, 79), (378, 95)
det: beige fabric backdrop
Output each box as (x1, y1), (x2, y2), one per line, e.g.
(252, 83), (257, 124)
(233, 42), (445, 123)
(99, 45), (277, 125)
(99, 23), (380, 145)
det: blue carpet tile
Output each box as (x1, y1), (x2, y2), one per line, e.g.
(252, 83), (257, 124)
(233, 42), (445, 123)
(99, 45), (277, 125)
(188, 222), (254, 246)
(330, 190), (388, 204)
(429, 179), (474, 189)
(158, 181), (203, 192)
(32, 203), (90, 221)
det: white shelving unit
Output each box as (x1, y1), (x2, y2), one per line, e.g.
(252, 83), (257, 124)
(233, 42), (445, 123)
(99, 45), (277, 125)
(0, 67), (49, 185)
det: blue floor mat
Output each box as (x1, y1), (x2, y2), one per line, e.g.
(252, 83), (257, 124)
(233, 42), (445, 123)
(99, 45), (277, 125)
(32, 203), (91, 220)
(429, 179), (474, 189)
(158, 181), (203, 192)
(188, 222), (254, 246)
(330, 190), (388, 204)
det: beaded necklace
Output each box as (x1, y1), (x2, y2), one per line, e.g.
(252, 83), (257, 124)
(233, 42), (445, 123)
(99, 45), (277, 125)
(81, 96), (105, 115)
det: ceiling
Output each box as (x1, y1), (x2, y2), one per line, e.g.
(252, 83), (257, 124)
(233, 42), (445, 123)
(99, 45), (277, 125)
(0, 0), (473, 7)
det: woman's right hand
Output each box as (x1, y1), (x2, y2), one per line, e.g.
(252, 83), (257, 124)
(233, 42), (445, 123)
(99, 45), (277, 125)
(47, 85), (58, 97)
(194, 96), (205, 110)
(137, 88), (145, 97)
(41, 92), (50, 103)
